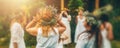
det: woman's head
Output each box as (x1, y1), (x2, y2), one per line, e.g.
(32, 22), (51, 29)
(36, 6), (58, 37)
(62, 8), (69, 17)
(84, 16), (100, 32)
(100, 14), (109, 23)
(37, 6), (58, 27)
(11, 11), (25, 23)
(62, 8), (69, 11)
(78, 7), (84, 15)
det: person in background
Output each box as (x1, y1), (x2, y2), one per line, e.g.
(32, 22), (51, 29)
(74, 7), (86, 43)
(75, 16), (100, 48)
(59, 8), (71, 46)
(9, 11), (26, 48)
(25, 6), (66, 48)
(100, 14), (114, 48)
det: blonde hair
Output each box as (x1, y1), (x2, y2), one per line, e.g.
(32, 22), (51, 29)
(37, 6), (57, 37)
(76, 7), (84, 12)
(11, 13), (21, 24)
(11, 10), (26, 28)
(62, 8), (69, 11)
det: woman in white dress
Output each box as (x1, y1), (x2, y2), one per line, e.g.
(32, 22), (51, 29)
(26, 6), (66, 48)
(9, 12), (26, 48)
(74, 7), (86, 43)
(76, 16), (99, 48)
(60, 8), (71, 45)
(100, 14), (114, 48)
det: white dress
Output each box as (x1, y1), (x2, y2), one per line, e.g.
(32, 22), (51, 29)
(101, 28), (111, 48)
(61, 16), (71, 44)
(9, 22), (26, 48)
(36, 28), (59, 48)
(56, 40), (63, 48)
(74, 16), (86, 43)
(75, 32), (95, 48)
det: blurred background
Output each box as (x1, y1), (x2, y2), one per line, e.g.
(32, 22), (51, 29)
(0, 0), (120, 48)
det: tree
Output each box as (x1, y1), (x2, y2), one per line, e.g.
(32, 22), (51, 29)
(68, 0), (84, 14)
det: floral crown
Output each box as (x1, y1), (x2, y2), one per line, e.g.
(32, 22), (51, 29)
(86, 16), (101, 28)
(75, 7), (84, 12)
(38, 6), (58, 26)
(62, 8), (69, 11)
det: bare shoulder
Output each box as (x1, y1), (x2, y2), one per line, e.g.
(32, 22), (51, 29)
(107, 22), (112, 28)
(100, 24), (104, 30)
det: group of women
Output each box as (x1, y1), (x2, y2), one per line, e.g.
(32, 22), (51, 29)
(9, 6), (113, 48)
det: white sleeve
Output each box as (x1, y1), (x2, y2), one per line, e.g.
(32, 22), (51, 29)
(11, 23), (22, 43)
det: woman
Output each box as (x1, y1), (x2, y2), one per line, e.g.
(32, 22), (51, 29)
(9, 11), (26, 48)
(75, 16), (100, 48)
(26, 6), (66, 48)
(60, 8), (71, 45)
(74, 7), (86, 43)
(100, 14), (113, 48)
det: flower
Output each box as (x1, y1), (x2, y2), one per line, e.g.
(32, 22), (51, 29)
(86, 16), (101, 28)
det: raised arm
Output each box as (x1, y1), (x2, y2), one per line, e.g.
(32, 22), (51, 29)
(57, 20), (66, 35)
(26, 17), (38, 36)
(64, 11), (71, 22)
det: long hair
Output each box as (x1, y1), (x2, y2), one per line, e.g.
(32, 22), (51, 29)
(86, 15), (101, 48)
(37, 6), (57, 37)
(100, 14), (109, 23)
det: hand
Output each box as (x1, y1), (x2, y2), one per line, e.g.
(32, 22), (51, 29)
(32, 16), (40, 22)
(64, 11), (68, 16)
(61, 11), (65, 14)
(34, 13), (42, 21)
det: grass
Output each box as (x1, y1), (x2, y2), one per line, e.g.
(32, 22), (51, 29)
(24, 40), (120, 48)
(0, 40), (120, 48)
(111, 40), (120, 48)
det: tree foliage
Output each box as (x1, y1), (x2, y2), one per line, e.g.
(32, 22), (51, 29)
(68, 0), (84, 14)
